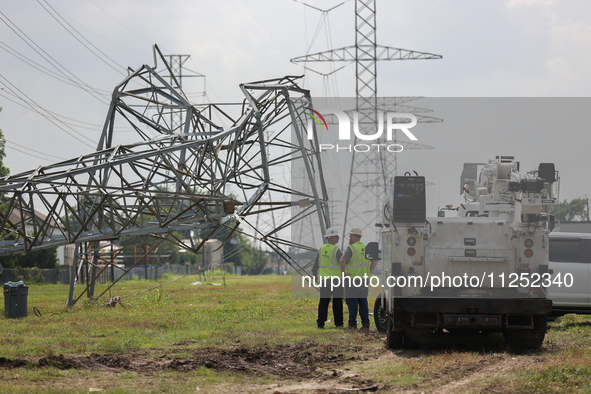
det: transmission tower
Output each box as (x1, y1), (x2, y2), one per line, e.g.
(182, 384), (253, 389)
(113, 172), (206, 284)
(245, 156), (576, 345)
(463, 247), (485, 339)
(163, 54), (206, 252)
(162, 54), (205, 133)
(0, 46), (330, 306)
(291, 0), (442, 239)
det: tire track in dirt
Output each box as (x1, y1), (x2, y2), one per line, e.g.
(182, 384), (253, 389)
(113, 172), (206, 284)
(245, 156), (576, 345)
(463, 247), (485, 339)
(434, 356), (530, 394)
(261, 369), (380, 393)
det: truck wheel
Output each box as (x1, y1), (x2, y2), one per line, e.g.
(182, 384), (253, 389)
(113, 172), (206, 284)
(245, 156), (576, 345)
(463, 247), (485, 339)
(504, 315), (547, 349)
(386, 315), (403, 349)
(403, 327), (431, 349)
(374, 295), (388, 333)
(403, 332), (420, 349)
(505, 329), (546, 349)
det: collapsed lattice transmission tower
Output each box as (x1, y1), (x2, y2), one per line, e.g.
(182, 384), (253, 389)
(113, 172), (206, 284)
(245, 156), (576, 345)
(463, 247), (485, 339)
(0, 46), (330, 305)
(291, 0), (442, 239)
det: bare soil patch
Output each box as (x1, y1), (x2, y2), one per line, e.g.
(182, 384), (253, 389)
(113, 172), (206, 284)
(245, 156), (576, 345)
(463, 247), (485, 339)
(0, 333), (562, 393)
(0, 340), (358, 380)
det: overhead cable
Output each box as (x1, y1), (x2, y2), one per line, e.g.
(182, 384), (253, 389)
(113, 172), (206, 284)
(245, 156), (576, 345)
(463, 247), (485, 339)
(5, 139), (67, 161)
(88, 0), (154, 46)
(37, 0), (126, 75)
(0, 74), (95, 148)
(5, 143), (58, 163)
(0, 11), (107, 104)
(0, 41), (111, 96)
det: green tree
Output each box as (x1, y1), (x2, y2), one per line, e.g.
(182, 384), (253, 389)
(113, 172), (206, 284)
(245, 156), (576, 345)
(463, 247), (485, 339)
(178, 249), (198, 264)
(0, 108), (57, 270)
(551, 197), (590, 221)
(0, 108), (9, 177)
(239, 241), (269, 275)
(59, 191), (183, 267)
(117, 233), (181, 267)
(0, 249), (59, 270)
(184, 223), (264, 274)
(14, 248), (58, 269)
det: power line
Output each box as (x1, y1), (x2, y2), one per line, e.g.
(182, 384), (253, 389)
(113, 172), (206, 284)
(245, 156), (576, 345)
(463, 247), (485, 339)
(37, 0), (126, 75)
(88, 0), (155, 46)
(0, 11), (108, 104)
(0, 74), (95, 148)
(5, 143), (58, 163)
(0, 41), (111, 95)
(53, 4), (148, 59)
(293, 0), (346, 95)
(5, 139), (67, 161)
(0, 90), (128, 134)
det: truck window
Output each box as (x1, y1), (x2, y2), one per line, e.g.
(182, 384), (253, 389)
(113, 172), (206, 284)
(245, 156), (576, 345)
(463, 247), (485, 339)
(549, 240), (581, 263)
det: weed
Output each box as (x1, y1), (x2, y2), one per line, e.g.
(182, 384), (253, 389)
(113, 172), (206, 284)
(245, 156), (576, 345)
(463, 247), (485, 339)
(104, 337), (140, 353)
(161, 272), (175, 281)
(81, 299), (93, 309)
(523, 365), (591, 393)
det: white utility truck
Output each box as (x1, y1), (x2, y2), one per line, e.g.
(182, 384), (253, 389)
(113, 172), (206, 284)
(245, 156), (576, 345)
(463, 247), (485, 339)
(370, 156), (559, 348)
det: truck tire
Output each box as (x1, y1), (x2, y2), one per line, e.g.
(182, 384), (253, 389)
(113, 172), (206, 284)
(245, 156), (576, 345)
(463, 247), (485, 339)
(374, 295), (388, 333)
(504, 315), (547, 349)
(403, 331), (421, 349)
(386, 315), (403, 349)
(505, 329), (546, 349)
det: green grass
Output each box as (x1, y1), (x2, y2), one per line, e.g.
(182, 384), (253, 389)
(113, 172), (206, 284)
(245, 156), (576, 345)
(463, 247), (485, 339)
(4, 275), (591, 393)
(0, 274), (359, 393)
(522, 365), (591, 393)
(2, 274), (332, 357)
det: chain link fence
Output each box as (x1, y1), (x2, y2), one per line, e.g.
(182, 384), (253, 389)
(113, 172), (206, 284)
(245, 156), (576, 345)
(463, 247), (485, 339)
(0, 264), (196, 285)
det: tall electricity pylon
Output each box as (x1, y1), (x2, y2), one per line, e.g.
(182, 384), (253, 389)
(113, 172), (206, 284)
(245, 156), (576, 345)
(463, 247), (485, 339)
(291, 0), (442, 238)
(0, 46), (330, 305)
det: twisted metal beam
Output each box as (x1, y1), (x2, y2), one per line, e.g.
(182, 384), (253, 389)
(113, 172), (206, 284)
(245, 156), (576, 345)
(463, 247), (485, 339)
(0, 47), (330, 286)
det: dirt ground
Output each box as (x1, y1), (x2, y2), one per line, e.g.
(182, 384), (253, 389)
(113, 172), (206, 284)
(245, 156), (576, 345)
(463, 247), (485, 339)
(0, 331), (549, 393)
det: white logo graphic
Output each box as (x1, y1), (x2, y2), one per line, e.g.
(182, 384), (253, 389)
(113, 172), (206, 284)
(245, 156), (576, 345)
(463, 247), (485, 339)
(306, 110), (418, 153)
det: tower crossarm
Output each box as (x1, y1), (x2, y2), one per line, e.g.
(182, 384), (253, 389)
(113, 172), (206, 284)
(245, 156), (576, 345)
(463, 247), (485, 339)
(291, 44), (441, 63)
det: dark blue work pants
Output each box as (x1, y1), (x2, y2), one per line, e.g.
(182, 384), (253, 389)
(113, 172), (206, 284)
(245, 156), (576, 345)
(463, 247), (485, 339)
(317, 285), (344, 327)
(345, 284), (370, 328)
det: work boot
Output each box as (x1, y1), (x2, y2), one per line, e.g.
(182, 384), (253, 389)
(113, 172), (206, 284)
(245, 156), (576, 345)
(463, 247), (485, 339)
(360, 326), (370, 333)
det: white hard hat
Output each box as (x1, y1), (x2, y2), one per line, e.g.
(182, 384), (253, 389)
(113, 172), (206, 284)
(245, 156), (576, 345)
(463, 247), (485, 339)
(349, 227), (363, 236)
(324, 227), (339, 238)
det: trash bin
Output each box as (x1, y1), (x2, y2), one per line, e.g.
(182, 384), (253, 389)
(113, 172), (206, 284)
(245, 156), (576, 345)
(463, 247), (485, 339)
(3, 281), (28, 318)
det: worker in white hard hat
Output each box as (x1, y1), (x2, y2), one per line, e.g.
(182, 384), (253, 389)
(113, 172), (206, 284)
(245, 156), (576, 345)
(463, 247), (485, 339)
(312, 226), (344, 328)
(339, 226), (377, 331)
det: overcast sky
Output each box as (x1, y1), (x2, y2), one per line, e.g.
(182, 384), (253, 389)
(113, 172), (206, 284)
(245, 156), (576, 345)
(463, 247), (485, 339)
(1, 0), (590, 222)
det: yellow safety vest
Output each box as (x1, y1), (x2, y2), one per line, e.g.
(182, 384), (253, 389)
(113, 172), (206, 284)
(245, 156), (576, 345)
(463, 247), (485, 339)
(344, 242), (370, 279)
(318, 243), (341, 278)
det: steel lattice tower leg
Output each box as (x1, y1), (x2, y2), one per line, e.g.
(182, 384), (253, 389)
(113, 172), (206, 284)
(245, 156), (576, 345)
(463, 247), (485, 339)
(342, 0), (380, 240)
(291, 0), (442, 241)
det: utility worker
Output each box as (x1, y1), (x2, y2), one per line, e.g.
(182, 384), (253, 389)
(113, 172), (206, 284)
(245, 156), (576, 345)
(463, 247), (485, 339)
(312, 226), (344, 328)
(339, 227), (377, 330)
